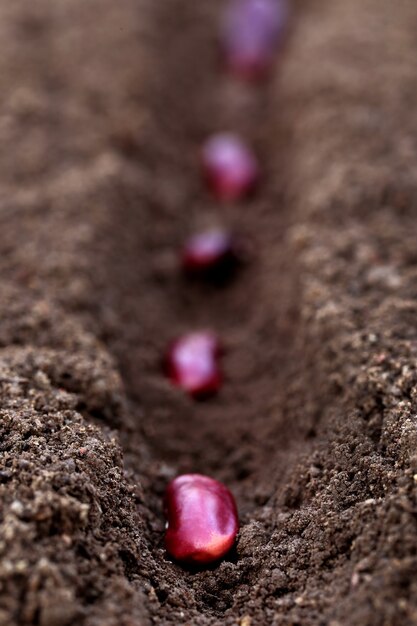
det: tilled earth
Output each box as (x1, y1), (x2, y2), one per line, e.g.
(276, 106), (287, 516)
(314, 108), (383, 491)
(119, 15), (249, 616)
(1, 0), (417, 624)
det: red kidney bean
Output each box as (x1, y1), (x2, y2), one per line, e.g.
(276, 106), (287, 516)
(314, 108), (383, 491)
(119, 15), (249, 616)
(201, 133), (259, 202)
(164, 332), (223, 398)
(221, 0), (288, 81)
(181, 228), (243, 279)
(164, 474), (239, 564)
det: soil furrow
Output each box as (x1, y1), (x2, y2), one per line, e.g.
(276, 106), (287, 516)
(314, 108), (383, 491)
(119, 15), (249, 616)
(102, 0), (304, 503)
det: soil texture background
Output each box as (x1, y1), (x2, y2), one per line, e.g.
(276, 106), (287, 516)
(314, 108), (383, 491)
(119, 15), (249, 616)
(0, 0), (417, 624)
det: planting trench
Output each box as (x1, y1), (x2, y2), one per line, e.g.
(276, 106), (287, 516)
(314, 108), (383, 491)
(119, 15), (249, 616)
(0, 0), (417, 625)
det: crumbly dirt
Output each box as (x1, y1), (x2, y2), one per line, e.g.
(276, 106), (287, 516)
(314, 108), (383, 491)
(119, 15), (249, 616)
(0, 0), (416, 624)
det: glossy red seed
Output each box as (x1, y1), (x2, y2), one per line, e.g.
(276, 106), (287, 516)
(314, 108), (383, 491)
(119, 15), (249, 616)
(164, 332), (222, 398)
(201, 133), (259, 202)
(221, 0), (288, 81)
(182, 228), (242, 278)
(164, 474), (239, 564)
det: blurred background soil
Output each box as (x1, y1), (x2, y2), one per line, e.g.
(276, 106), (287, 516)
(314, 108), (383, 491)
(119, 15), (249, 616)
(0, 0), (416, 624)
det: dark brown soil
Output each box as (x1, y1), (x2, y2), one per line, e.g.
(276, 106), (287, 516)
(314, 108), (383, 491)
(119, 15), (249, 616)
(1, 0), (417, 624)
